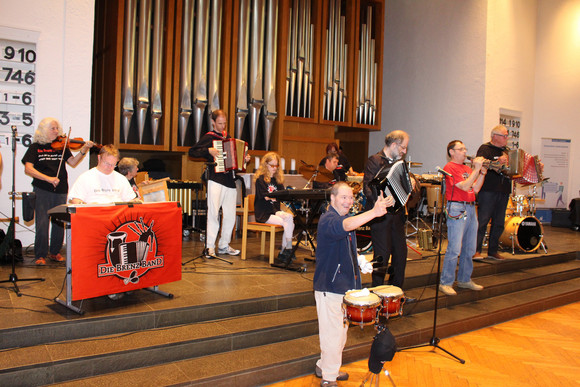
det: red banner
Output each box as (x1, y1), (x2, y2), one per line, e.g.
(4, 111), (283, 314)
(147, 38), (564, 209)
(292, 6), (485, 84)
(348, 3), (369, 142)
(70, 202), (182, 300)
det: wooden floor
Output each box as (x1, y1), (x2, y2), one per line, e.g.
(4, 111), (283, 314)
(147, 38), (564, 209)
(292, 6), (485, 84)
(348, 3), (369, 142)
(267, 302), (580, 387)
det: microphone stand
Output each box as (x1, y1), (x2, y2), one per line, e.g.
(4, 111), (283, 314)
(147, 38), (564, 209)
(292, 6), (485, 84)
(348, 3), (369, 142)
(0, 126), (45, 296)
(399, 175), (465, 363)
(182, 162), (232, 265)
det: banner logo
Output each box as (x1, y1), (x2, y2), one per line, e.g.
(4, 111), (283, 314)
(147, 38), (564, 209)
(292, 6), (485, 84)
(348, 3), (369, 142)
(98, 218), (164, 283)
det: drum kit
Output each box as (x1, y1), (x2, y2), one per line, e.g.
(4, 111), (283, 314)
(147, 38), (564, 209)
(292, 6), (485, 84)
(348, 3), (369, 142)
(342, 286), (406, 329)
(500, 187), (546, 254)
(497, 148), (548, 254)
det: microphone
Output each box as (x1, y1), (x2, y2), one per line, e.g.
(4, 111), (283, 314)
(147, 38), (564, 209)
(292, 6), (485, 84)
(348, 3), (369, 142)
(436, 166), (452, 177)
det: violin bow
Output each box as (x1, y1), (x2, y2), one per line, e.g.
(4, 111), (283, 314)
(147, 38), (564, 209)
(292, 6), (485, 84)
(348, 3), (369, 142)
(55, 127), (72, 186)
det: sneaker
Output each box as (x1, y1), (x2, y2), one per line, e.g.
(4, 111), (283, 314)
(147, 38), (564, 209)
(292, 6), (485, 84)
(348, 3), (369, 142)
(457, 280), (484, 291)
(439, 284), (457, 296)
(48, 253), (65, 262)
(320, 381), (338, 387)
(34, 257), (46, 265)
(315, 365), (349, 381)
(218, 246), (240, 256)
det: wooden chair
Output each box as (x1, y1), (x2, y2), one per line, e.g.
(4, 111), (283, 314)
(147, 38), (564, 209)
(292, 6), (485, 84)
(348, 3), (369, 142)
(241, 194), (284, 264)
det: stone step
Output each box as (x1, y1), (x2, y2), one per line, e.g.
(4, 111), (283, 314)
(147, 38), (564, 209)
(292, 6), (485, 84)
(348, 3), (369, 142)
(1, 259), (579, 387)
(2, 252), (576, 352)
(44, 277), (580, 387)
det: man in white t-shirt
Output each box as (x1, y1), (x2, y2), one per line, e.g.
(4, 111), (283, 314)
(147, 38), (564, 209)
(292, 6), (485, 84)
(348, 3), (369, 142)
(68, 145), (137, 204)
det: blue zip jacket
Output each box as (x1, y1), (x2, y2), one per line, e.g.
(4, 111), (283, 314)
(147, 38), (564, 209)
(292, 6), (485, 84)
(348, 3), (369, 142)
(313, 206), (362, 294)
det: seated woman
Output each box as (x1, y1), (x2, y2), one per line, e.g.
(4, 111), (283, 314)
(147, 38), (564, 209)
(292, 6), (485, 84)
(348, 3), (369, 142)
(118, 157), (141, 199)
(254, 152), (295, 265)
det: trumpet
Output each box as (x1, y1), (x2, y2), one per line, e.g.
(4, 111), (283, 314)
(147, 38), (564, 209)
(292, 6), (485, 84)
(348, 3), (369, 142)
(466, 155), (508, 174)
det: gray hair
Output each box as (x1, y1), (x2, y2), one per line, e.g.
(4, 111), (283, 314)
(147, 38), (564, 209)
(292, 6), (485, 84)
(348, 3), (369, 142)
(118, 157), (139, 176)
(33, 117), (63, 144)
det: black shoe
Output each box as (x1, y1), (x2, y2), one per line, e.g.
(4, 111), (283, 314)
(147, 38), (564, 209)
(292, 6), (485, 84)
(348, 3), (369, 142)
(276, 249), (290, 265)
(283, 248), (296, 261)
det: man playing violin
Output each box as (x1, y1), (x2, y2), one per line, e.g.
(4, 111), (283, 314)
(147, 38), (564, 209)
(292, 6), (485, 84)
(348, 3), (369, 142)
(474, 125), (511, 260)
(22, 117), (93, 265)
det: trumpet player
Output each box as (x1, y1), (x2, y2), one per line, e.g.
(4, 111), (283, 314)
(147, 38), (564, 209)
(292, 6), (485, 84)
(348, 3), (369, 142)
(439, 141), (486, 296)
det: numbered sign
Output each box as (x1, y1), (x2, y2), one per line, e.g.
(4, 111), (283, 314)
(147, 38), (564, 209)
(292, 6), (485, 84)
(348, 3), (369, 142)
(499, 111), (521, 150)
(0, 37), (36, 138)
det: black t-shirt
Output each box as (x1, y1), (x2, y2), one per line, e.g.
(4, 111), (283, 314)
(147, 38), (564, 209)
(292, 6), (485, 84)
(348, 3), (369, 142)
(476, 142), (511, 194)
(254, 175), (284, 223)
(21, 143), (73, 193)
(188, 131), (237, 189)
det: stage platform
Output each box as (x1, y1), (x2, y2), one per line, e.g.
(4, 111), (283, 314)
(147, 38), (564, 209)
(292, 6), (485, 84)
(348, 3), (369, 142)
(0, 224), (579, 386)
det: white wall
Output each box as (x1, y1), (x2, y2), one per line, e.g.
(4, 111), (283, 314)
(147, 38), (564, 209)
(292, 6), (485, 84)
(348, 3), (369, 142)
(0, 0), (95, 247)
(375, 0), (488, 174)
(532, 0), (580, 202)
(376, 0), (580, 206)
(484, 0), (538, 151)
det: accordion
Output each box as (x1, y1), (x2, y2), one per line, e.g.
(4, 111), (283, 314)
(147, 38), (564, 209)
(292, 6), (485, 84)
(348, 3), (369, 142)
(213, 138), (248, 173)
(370, 160), (413, 212)
(507, 149), (543, 185)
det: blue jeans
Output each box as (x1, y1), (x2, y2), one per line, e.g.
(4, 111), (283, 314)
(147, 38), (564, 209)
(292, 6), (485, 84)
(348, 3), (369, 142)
(441, 202), (477, 286)
(34, 187), (67, 259)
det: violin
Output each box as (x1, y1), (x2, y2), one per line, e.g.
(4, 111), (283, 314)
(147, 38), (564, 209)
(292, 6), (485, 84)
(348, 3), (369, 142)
(51, 136), (102, 151)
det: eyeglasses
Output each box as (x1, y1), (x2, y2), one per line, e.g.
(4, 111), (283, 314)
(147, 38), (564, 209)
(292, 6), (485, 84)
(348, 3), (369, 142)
(493, 133), (509, 138)
(452, 147), (467, 151)
(267, 164), (279, 168)
(397, 144), (408, 151)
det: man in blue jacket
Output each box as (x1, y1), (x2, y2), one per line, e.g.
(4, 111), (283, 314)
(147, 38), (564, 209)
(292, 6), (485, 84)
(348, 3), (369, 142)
(313, 181), (393, 386)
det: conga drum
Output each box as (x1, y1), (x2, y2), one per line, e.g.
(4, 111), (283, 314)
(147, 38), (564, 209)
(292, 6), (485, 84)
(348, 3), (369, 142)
(342, 290), (381, 328)
(372, 285), (406, 318)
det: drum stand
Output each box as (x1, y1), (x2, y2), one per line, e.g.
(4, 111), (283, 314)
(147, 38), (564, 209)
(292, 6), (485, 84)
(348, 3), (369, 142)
(0, 126), (45, 296)
(360, 369), (396, 387)
(398, 177), (465, 364)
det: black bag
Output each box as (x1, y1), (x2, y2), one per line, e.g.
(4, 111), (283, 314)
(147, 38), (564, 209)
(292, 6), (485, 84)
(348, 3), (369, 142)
(22, 192), (36, 222)
(0, 224), (24, 263)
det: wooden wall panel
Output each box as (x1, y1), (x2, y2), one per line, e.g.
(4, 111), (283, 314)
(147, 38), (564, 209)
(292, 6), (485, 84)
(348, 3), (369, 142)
(91, 0), (385, 179)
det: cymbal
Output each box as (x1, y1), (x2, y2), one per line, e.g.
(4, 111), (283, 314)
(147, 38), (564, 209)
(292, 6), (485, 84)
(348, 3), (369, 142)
(316, 167), (335, 182)
(298, 165), (334, 183)
(408, 162), (423, 167)
(298, 164), (316, 176)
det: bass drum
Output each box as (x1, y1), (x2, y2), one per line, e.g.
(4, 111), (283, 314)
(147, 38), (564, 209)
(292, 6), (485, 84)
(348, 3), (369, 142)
(499, 216), (543, 252)
(350, 192), (373, 253)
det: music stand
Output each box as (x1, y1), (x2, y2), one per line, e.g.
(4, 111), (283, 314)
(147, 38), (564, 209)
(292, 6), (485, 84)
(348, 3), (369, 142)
(398, 176), (465, 363)
(182, 163), (233, 265)
(0, 126), (45, 296)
